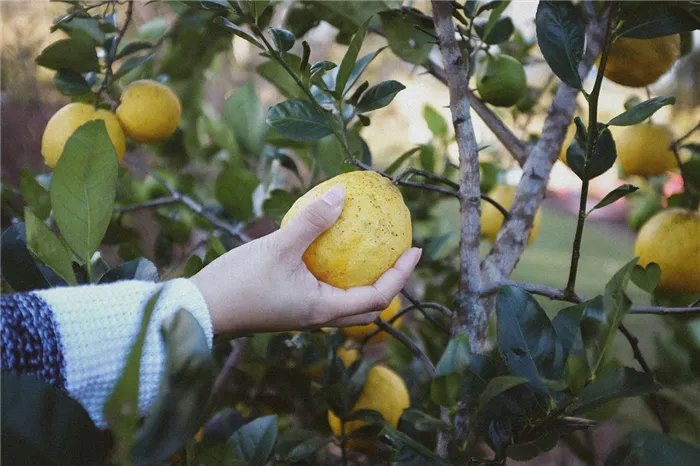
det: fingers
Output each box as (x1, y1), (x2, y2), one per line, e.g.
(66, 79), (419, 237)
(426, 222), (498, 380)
(326, 311), (382, 328)
(279, 185), (345, 255)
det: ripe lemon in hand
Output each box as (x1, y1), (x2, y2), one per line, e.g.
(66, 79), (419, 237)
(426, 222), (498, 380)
(476, 54), (527, 108)
(482, 184), (542, 244)
(600, 35), (680, 88)
(343, 295), (402, 343)
(616, 124), (676, 176)
(281, 171), (412, 289)
(41, 103), (126, 168)
(634, 208), (700, 293)
(116, 80), (181, 143)
(328, 365), (409, 451)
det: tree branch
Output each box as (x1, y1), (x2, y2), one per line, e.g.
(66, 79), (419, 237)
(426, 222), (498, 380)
(630, 305), (700, 315)
(375, 319), (435, 377)
(95, 0), (133, 105)
(209, 336), (250, 408)
(114, 196), (179, 213)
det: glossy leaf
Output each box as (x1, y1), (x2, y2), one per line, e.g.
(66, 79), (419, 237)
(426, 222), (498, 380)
(269, 27), (295, 52)
(230, 415), (278, 465)
(215, 167), (259, 220)
(266, 99), (334, 142)
(589, 184), (639, 213)
(50, 121), (118, 262)
(356, 80), (405, 113)
(423, 105), (447, 139)
(552, 302), (586, 357)
(608, 96), (676, 126)
(475, 16), (514, 45)
(566, 121), (617, 181)
(53, 69), (91, 96)
(20, 169), (51, 220)
(617, 3), (700, 39)
(24, 209), (76, 286)
(419, 143), (435, 173)
(400, 409), (449, 433)
(431, 334), (471, 406)
(284, 437), (328, 462)
(381, 423), (450, 465)
(36, 35), (100, 72)
(384, 146), (421, 175)
(567, 367), (660, 415)
(115, 41), (154, 60)
(535, 1), (585, 89)
(342, 48), (386, 95)
(478, 375), (529, 408)
(335, 17), (371, 98)
(214, 16), (264, 49)
(0, 224), (51, 292)
(263, 190), (298, 222)
(379, 8), (435, 65)
(99, 258), (159, 284)
(630, 262), (661, 293)
(223, 83), (267, 156)
(113, 53), (155, 79)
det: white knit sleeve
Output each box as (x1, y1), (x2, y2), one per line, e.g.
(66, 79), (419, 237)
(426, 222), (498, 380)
(34, 278), (213, 428)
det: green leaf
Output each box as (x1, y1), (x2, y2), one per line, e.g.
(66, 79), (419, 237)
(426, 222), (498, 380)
(384, 146), (421, 175)
(20, 169), (51, 220)
(381, 423), (450, 465)
(183, 255), (204, 278)
(419, 143), (435, 173)
(103, 289), (163, 463)
(267, 99), (334, 142)
(269, 27), (295, 52)
(552, 302), (585, 357)
(53, 69), (91, 96)
(566, 121), (617, 181)
(50, 120), (118, 262)
(115, 41), (154, 60)
(25, 209), (76, 286)
(285, 437), (329, 462)
(478, 375), (529, 408)
(230, 415), (278, 466)
(263, 190), (298, 222)
(567, 367), (660, 415)
(475, 16), (515, 45)
(431, 334), (471, 406)
(608, 96), (676, 126)
(113, 53), (155, 79)
(257, 53), (310, 99)
(215, 167), (259, 220)
(507, 431), (559, 461)
(482, 0), (511, 39)
(399, 409), (449, 433)
(630, 262), (661, 293)
(682, 157), (700, 195)
(607, 431), (700, 465)
(423, 105), (447, 139)
(342, 48), (386, 95)
(535, 1), (585, 89)
(0, 224), (52, 291)
(223, 83), (267, 155)
(496, 286), (566, 390)
(617, 3), (700, 39)
(1, 373), (107, 465)
(99, 258), (159, 284)
(194, 443), (240, 466)
(214, 16), (264, 49)
(355, 80), (405, 113)
(335, 17), (372, 98)
(130, 310), (215, 465)
(589, 184), (639, 213)
(379, 8), (435, 65)
(57, 17), (105, 45)
(36, 35), (100, 72)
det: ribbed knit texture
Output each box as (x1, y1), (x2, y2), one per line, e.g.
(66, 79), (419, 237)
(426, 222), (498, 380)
(33, 278), (212, 427)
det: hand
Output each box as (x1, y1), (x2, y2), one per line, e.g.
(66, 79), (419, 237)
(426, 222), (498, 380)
(190, 185), (422, 335)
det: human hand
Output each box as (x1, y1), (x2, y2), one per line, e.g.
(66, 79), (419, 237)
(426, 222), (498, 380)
(190, 185), (422, 335)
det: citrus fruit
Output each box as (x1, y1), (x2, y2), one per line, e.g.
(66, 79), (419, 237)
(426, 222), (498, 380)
(599, 35), (681, 87)
(328, 365), (410, 450)
(634, 208), (700, 293)
(309, 346), (359, 380)
(281, 171), (412, 289)
(116, 80), (181, 143)
(482, 184), (542, 244)
(559, 123), (577, 166)
(476, 54), (527, 107)
(343, 295), (402, 343)
(41, 103), (126, 168)
(616, 124), (676, 176)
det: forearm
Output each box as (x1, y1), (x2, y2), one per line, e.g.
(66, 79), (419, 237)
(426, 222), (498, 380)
(1, 279), (212, 427)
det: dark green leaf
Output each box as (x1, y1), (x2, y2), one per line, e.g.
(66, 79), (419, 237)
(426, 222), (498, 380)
(566, 122), (617, 181)
(310, 60), (336, 82)
(230, 415), (278, 466)
(423, 105), (447, 139)
(214, 16), (264, 49)
(199, 0), (231, 10)
(103, 289), (163, 462)
(535, 1), (585, 89)
(567, 367), (660, 415)
(552, 302), (585, 357)
(130, 310), (215, 465)
(54, 69), (91, 96)
(475, 16), (514, 45)
(115, 41), (154, 60)
(1, 373), (107, 466)
(0, 224), (51, 292)
(425, 233), (452, 260)
(355, 80), (405, 113)
(20, 169), (51, 220)
(608, 96), (676, 126)
(269, 27), (295, 52)
(263, 190), (298, 222)
(183, 255), (203, 278)
(617, 3), (700, 39)
(381, 423), (450, 465)
(266, 99), (334, 142)
(683, 157), (700, 195)
(114, 53), (155, 79)
(223, 84), (266, 156)
(285, 437), (328, 462)
(400, 409), (449, 433)
(342, 48), (386, 95)
(384, 147), (421, 175)
(215, 167), (259, 220)
(419, 143), (435, 173)
(478, 376), (529, 408)
(379, 8), (435, 65)
(57, 17), (105, 44)
(194, 443), (240, 466)
(99, 258), (159, 284)
(606, 431), (700, 465)
(36, 35), (100, 72)
(431, 334), (471, 406)
(25, 209), (76, 286)
(630, 262), (661, 293)
(345, 360), (375, 412)
(335, 17), (372, 98)
(496, 286), (566, 390)
(507, 432), (559, 461)
(589, 184), (639, 212)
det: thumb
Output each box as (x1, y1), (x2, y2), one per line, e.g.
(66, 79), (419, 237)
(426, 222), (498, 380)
(282, 184), (346, 254)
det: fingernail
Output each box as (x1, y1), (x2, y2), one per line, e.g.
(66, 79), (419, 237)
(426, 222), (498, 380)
(322, 184), (346, 208)
(395, 247), (422, 269)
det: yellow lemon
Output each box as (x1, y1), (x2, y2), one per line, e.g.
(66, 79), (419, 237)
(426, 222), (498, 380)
(599, 35), (680, 87)
(328, 365), (409, 451)
(559, 123), (577, 166)
(616, 124), (676, 176)
(343, 295), (402, 343)
(482, 185), (542, 244)
(41, 103), (126, 168)
(634, 208), (700, 293)
(281, 171), (412, 289)
(116, 80), (181, 143)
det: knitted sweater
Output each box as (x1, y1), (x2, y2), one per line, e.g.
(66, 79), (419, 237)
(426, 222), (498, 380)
(0, 279), (213, 427)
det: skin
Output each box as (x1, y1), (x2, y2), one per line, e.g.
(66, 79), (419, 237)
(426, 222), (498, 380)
(190, 185), (422, 335)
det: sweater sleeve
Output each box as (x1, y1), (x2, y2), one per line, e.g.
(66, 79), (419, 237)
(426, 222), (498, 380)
(1, 278), (213, 428)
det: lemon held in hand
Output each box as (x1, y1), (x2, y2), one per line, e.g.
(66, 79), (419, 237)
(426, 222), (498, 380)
(281, 171), (412, 289)
(116, 80), (181, 143)
(343, 295), (402, 343)
(600, 35), (680, 88)
(616, 124), (676, 176)
(634, 208), (700, 293)
(482, 184), (541, 244)
(41, 103), (126, 168)
(476, 54), (527, 108)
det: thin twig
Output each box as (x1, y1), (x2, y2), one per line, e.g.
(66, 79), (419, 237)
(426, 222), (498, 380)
(114, 196), (178, 213)
(630, 305), (700, 315)
(209, 336), (250, 408)
(669, 121), (700, 150)
(95, 0), (134, 105)
(618, 324), (670, 434)
(360, 300), (453, 344)
(375, 319), (435, 377)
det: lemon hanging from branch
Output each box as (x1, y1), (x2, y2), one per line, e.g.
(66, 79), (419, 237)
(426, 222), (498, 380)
(116, 80), (182, 144)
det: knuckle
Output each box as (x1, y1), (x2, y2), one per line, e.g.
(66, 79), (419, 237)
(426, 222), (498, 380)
(373, 288), (393, 311)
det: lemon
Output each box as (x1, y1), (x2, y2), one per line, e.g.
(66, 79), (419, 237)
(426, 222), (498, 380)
(41, 103), (126, 168)
(616, 124), (676, 176)
(281, 171), (412, 289)
(634, 208), (700, 293)
(559, 123), (577, 166)
(476, 54), (527, 108)
(116, 80), (181, 143)
(309, 346), (359, 380)
(600, 35), (681, 87)
(482, 185), (542, 244)
(328, 365), (409, 451)
(343, 295), (402, 343)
